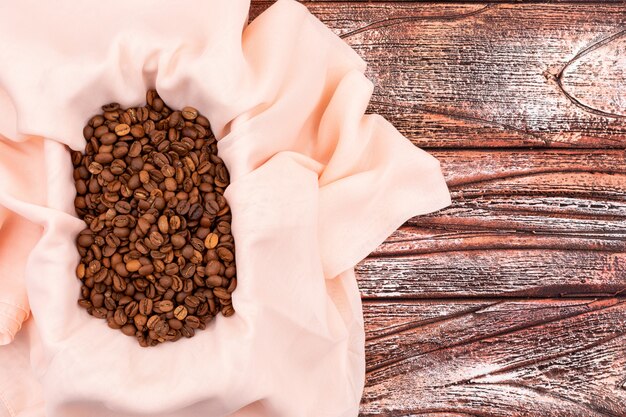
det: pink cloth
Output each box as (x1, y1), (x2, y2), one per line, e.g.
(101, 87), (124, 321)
(0, 0), (451, 416)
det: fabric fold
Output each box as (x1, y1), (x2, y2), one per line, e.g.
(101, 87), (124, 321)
(0, 0), (450, 416)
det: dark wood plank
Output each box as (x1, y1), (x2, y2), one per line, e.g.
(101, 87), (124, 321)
(357, 149), (626, 297)
(251, 3), (626, 148)
(361, 299), (626, 416)
(358, 250), (625, 298)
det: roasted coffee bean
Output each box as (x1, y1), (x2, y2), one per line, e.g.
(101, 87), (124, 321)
(181, 263), (195, 279)
(174, 305), (188, 320)
(204, 233), (219, 249)
(154, 300), (174, 313)
(168, 318), (183, 330)
(182, 106), (198, 120)
(146, 315), (161, 330)
(121, 324), (136, 336)
(138, 298), (153, 316)
(115, 123), (131, 136)
(124, 301), (139, 318)
(114, 309), (128, 326)
(213, 287), (230, 300)
(185, 316), (200, 329)
(73, 90), (236, 345)
(217, 247), (234, 263)
(184, 295), (200, 309)
(149, 231), (164, 247)
(114, 200), (132, 214)
(221, 305), (235, 317)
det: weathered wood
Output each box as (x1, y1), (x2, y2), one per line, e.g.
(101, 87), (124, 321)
(361, 299), (626, 416)
(357, 250), (626, 298)
(251, 3), (626, 148)
(359, 149), (626, 297)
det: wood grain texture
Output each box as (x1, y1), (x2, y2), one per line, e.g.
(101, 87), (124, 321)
(251, 3), (626, 148)
(362, 299), (626, 416)
(359, 149), (626, 297)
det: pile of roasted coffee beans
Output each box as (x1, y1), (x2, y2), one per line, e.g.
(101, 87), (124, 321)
(71, 90), (236, 347)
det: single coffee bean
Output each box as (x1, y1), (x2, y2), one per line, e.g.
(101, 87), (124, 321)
(204, 233), (219, 249)
(168, 318), (183, 330)
(114, 309), (128, 326)
(185, 316), (200, 329)
(221, 305), (235, 317)
(174, 305), (188, 320)
(181, 325), (194, 338)
(115, 123), (131, 136)
(157, 215), (169, 234)
(149, 231), (164, 247)
(124, 301), (139, 318)
(217, 247), (234, 263)
(161, 164), (175, 178)
(182, 106), (198, 120)
(181, 263), (195, 279)
(138, 264), (154, 276)
(170, 233), (186, 248)
(125, 260), (141, 272)
(184, 295), (200, 309)
(147, 315), (162, 330)
(100, 132), (118, 145)
(134, 314), (148, 330)
(114, 201), (131, 214)
(138, 298), (153, 316)
(154, 300), (174, 313)
(121, 324), (136, 336)
(213, 287), (230, 300)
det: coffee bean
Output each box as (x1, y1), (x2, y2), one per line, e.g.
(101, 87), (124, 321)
(149, 231), (164, 247)
(146, 315), (161, 330)
(221, 305), (235, 317)
(181, 245), (194, 260)
(77, 233), (94, 248)
(185, 316), (200, 329)
(213, 287), (230, 300)
(130, 125), (144, 138)
(114, 309), (128, 326)
(154, 300), (174, 313)
(113, 215), (130, 228)
(184, 295), (200, 309)
(181, 325), (194, 338)
(182, 106), (198, 120)
(217, 247), (234, 263)
(168, 233), (185, 249)
(124, 301), (139, 318)
(121, 324), (136, 336)
(168, 318), (183, 330)
(205, 275), (224, 288)
(173, 305), (188, 320)
(139, 298), (153, 315)
(94, 152), (114, 164)
(73, 91), (236, 345)
(88, 161), (103, 175)
(125, 260), (141, 272)
(181, 263), (196, 279)
(161, 164), (175, 178)
(134, 314), (147, 330)
(100, 132), (117, 145)
(114, 123), (130, 136)
(204, 233), (219, 249)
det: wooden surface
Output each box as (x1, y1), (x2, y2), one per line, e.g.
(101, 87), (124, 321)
(249, 2), (626, 415)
